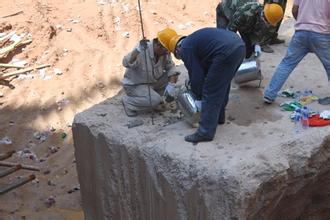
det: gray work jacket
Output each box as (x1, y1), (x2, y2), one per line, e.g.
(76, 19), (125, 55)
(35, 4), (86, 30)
(122, 41), (179, 89)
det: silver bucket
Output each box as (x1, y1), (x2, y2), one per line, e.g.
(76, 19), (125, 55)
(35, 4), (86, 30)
(177, 91), (200, 127)
(234, 58), (262, 87)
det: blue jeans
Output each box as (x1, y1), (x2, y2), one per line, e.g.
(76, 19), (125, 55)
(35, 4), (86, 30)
(197, 46), (245, 139)
(264, 31), (330, 101)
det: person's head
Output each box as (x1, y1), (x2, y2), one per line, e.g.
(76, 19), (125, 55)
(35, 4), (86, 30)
(263, 3), (284, 26)
(157, 28), (183, 58)
(153, 38), (169, 57)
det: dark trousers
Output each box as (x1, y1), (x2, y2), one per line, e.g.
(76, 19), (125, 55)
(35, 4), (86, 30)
(197, 46), (246, 139)
(263, 0), (287, 39)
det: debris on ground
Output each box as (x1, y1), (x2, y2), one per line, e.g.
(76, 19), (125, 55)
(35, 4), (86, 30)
(45, 196), (56, 208)
(67, 185), (80, 194)
(34, 131), (51, 143)
(17, 148), (38, 161)
(126, 119), (144, 129)
(0, 137), (12, 145)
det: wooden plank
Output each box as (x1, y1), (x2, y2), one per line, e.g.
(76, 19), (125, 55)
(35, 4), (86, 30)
(0, 63), (26, 69)
(1, 10), (23, 18)
(0, 64), (50, 79)
(0, 161), (40, 171)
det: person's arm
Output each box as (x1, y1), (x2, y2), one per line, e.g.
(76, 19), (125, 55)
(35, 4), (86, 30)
(292, 4), (299, 20)
(164, 54), (180, 83)
(181, 50), (205, 100)
(122, 45), (141, 68)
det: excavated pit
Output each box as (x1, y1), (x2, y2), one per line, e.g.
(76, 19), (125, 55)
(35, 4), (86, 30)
(72, 84), (330, 219)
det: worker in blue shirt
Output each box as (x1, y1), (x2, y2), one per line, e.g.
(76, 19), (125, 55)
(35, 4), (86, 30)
(158, 27), (245, 143)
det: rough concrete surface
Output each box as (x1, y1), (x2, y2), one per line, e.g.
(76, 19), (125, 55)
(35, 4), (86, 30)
(73, 19), (330, 220)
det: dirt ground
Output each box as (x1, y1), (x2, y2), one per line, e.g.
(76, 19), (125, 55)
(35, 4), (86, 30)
(2, 0), (327, 219)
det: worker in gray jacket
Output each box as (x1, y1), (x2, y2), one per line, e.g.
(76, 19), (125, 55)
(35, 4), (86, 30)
(122, 38), (180, 117)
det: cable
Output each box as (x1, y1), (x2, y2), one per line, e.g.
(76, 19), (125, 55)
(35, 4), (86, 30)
(137, 0), (154, 125)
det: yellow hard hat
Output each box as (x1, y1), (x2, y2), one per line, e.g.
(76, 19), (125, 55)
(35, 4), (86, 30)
(263, 3), (284, 26)
(157, 28), (182, 53)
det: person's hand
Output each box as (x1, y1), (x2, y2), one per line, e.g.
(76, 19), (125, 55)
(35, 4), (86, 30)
(195, 100), (202, 112)
(135, 39), (149, 52)
(164, 82), (176, 102)
(254, 44), (262, 58)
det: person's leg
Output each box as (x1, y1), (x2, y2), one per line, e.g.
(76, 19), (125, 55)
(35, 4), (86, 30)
(218, 85), (231, 124)
(122, 85), (162, 116)
(269, 0), (287, 44)
(264, 31), (309, 102)
(239, 31), (255, 58)
(310, 31), (330, 104)
(185, 46), (245, 142)
(216, 3), (229, 29)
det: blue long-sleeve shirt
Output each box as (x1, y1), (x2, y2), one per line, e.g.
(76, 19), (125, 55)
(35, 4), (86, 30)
(178, 28), (244, 99)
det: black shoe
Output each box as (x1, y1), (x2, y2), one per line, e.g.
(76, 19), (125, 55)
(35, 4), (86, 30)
(218, 112), (225, 124)
(269, 38), (285, 45)
(263, 96), (274, 104)
(184, 132), (213, 144)
(261, 45), (274, 53)
(318, 97), (330, 105)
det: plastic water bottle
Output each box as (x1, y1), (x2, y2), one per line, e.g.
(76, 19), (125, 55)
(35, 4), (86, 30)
(301, 106), (309, 129)
(294, 108), (302, 133)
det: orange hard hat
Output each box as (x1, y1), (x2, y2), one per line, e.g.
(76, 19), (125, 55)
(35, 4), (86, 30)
(264, 3), (284, 26)
(157, 28), (183, 53)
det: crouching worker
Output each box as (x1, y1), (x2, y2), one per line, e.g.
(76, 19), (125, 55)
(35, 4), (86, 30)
(158, 28), (245, 143)
(122, 37), (180, 117)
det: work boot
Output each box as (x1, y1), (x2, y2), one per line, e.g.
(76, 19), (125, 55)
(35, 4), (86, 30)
(122, 100), (138, 117)
(269, 38), (285, 45)
(184, 132), (213, 144)
(261, 44), (274, 53)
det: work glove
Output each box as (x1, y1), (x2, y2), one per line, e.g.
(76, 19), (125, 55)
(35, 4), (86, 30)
(195, 100), (202, 112)
(164, 82), (176, 102)
(254, 44), (262, 58)
(135, 38), (149, 52)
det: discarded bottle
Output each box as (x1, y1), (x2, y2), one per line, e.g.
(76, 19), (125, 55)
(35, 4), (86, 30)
(301, 106), (309, 129)
(294, 108), (302, 134)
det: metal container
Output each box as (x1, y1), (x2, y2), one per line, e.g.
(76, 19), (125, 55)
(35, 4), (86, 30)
(177, 91), (200, 127)
(234, 58), (262, 87)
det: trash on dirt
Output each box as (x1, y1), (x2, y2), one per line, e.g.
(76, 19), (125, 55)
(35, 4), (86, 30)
(56, 98), (69, 110)
(31, 178), (39, 185)
(55, 24), (62, 29)
(121, 32), (129, 38)
(320, 110), (330, 119)
(0, 92), (3, 98)
(39, 68), (52, 80)
(34, 131), (51, 143)
(278, 89), (295, 98)
(17, 148), (38, 161)
(53, 68), (62, 75)
(45, 196), (56, 208)
(0, 137), (12, 145)
(61, 132), (67, 139)
(66, 28), (72, 32)
(280, 100), (302, 111)
(68, 18), (80, 24)
(48, 146), (60, 154)
(10, 58), (28, 67)
(67, 185), (80, 194)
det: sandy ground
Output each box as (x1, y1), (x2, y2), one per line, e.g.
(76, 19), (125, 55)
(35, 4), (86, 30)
(1, 0), (328, 219)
